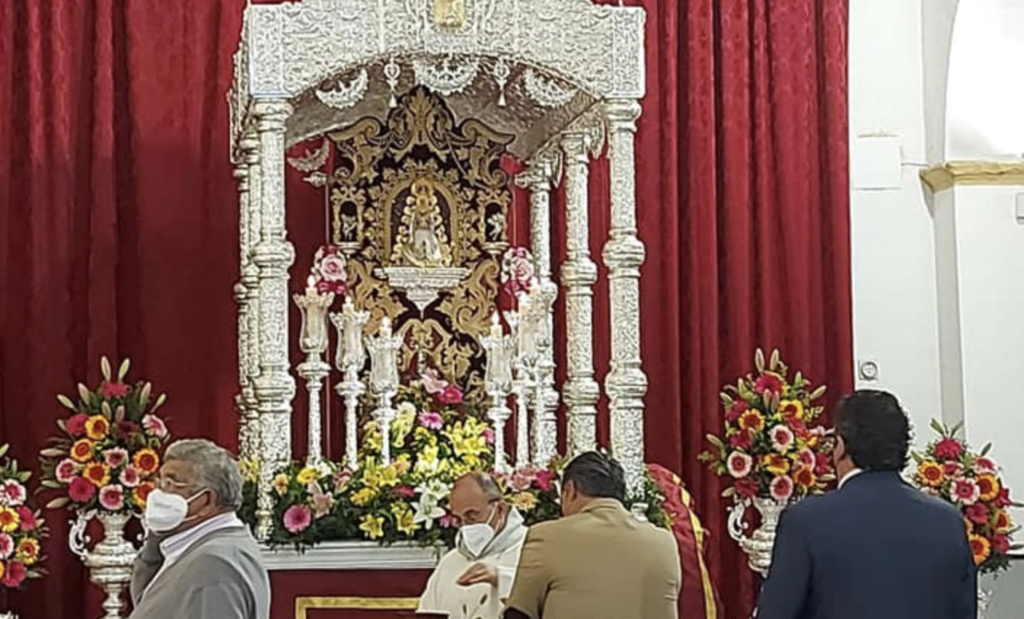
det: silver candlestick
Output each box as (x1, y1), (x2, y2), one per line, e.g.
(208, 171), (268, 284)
(294, 278), (334, 467)
(330, 297), (370, 471)
(482, 313), (515, 472)
(366, 316), (401, 465)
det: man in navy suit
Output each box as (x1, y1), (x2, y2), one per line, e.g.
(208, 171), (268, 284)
(755, 390), (976, 619)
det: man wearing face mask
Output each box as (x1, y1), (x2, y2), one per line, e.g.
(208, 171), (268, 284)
(128, 439), (270, 619)
(418, 472), (528, 618)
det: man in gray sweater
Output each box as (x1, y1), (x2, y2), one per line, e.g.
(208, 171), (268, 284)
(129, 438), (270, 619)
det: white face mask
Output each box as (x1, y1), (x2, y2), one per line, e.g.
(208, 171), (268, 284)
(458, 504), (498, 558)
(145, 488), (207, 533)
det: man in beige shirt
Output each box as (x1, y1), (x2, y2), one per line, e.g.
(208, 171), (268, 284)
(504, 452), (681, 619)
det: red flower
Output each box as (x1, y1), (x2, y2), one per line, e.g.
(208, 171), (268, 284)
(813, 452), (831, 476)
(965, 502), (989, 525)
(992, 534), (1011, 555)
(2, 560), (26, 588)
(68, 477), (96, 502)
(729, 431), (752, 451)
(754, 373), (783, 395)
(14, 507), (37, 532)
(933, 438), (963, 461)
(99, 382), (130, 398)
(725, 400), (746, 422)
(437, 386), (463, 405)
(394, 485), (416, 499)
(734, 477), (758, 499)
(66, 414), (89, 437)
(115, 421), (140, 441)
(994, 487), (1012, 508)
(942, 461), (964, 477)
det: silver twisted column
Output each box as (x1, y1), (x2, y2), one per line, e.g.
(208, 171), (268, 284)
(559, 133), (599, 455)
(242, 139), (263, 463)
(251, 100), (296, 540)
(603, 100), (648, 494)
(233, 142), (254, 459)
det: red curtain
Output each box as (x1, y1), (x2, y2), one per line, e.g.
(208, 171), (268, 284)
(0, 2), (851, 619)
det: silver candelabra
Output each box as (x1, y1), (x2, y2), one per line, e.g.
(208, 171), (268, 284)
(366, 317), (402, 465)
(294, 279), (334, 467)
(482, 313), (515, 472)
(330, 297), (370, 471)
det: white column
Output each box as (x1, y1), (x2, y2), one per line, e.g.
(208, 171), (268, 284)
(602, 100), (648, 494)
(559, 133), (599, 455)
(243, 140), (263, 465)
(251, 100), (296, 540)
(235, 135), (259, 461)
(515, 160), (560, 466)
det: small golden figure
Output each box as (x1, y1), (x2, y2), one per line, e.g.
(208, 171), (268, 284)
(432, 0), (466, 29)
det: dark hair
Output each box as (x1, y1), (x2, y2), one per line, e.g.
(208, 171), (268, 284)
(562, 451), (626, 502)
(835, 390), (911, 471)
(466, 472), (502, 501)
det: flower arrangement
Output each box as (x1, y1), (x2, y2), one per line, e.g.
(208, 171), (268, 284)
(310, 245), (347, 296)
(0, 444), (48, 590)
(260, 370), (493, 548)
(500, 247), (537, 297)
(911, 420), (1021, 574)
(39, 357), (171, 515)
(699, 349), (833, 503)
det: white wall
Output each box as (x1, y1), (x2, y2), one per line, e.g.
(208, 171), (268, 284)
(848, 0), (942, 440)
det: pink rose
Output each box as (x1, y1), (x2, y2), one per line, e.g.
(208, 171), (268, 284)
(141, 414), (168, 439)
(952, 478), (980, 505)
(727, 452), (753, 478)
(1, 480), (26, 506)
(535, 470), (556, 492)
(770, 426), (795, 453)
(99, 485), (125, 511)
(104, 448), (129, 469)
(437, 386), (463, 405)
(420, 369), (449, 395)
(770, 475), (794, 502)
(482, 428), (495, 445)
(119, 465), (140, 488)
(417, 412), (443, 430)
(67, 414), (89, 437)
(319, 253), (347, 283)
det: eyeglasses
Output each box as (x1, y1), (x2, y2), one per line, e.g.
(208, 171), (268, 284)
(156, 477), (191, 492)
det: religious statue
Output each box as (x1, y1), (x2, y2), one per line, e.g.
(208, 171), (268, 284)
(433, 0), (466, 28)
(393, 179), (453, 268)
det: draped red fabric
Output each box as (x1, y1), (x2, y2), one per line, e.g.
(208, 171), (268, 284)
(0, 1), (851, 619)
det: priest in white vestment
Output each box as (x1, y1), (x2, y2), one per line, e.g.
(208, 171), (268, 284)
(418, 472), (527, 619)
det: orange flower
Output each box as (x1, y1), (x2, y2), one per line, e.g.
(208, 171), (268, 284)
(133, 449), (160, 474)
(133, 482), (155, 508)
(70, 439), (94, 463)
(84, 415), (110, 440)
(0, 508), (19, 533)
(739, 410), (765, 433)
(964, 517), (974, 534)
(762, 453), (790, 476)
(83, 462), (110, 487)
(977, 474), (1000, 502)
(778, 400), (805, 421)
(916, 461), (944, 487)
(16, 538), (40, 565)
(993, 509), (1012, 532)
(969, 534), (991, 565)
(793, 466), (817, 489)
(0, 560), (6, 581)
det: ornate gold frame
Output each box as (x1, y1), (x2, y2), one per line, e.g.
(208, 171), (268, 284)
(920, 161), (1024, 193)
(295, 596), (420, 619)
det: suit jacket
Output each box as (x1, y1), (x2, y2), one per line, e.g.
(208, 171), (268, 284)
(756, 471), (976, 619)
(505, 498), (681, 619)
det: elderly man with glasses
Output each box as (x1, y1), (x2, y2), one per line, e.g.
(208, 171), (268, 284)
(128, 438), (270, 619)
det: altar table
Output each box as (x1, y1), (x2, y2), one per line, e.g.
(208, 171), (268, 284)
(263, 542), (440, 619)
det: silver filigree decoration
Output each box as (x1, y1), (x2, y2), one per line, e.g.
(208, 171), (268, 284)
(287, 137), (331, 187)
(314, 68), (369, 111)
(523, 68), (576, 108)
(492, 57), (511, 107)
(384, 57), (401, 108)
(413, 55), (479, 96)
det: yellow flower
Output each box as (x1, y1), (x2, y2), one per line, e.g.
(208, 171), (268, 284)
(296, 467), (319, 485)
(84, 415), (111, 440)
(83, 462), (111, 488)
(969, 534), (991, 565)
(416, 444), (440, 471)
(359, 514), (385, 539)
(395, 509), (418, 536)
(762, 453), (790, 476)
(378, 465), (400, 487)
(15, 538), (40, 565)
(916, 461), (944, 487)
(510, 492), (538, 511)
(351, 487), (377, 506)
(361, 468), (382, 490)
(272, 474), (290, 495)
(70, 439), (95, 463)
(977, 473), (1000, 502)
(739, 410), (766, 433)
(778, 400), (805, 421)
(0, 508), (20, 533)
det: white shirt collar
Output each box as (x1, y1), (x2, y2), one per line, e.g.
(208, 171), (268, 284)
(159, 511), (244, 566)
(838, 468), (864, 489)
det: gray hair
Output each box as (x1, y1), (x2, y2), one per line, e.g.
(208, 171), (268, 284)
(464, 472), (502, 501)
(164, 439), (243, 511)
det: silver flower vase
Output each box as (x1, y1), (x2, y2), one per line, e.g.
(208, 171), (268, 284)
(69, 511), (139, 619)
(977, 584), (992, 619)
(727, 496), (788, 576)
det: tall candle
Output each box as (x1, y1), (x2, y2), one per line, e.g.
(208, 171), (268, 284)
(490, 312), (502, 338)
(380, 316), (392, 338)
(306, 275), (318, 295)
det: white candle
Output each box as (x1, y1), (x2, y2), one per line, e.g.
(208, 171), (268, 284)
(380, 316), (392, 338)
(306, 275), (318, 296)
(490, 312), (502, 338)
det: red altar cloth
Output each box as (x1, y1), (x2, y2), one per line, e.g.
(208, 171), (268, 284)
(271, 568), (433, 619)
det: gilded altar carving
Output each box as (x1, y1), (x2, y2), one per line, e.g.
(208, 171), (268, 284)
(326, 87), (512, 400)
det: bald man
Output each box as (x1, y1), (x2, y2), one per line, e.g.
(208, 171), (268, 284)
(418, 472), (528, 619)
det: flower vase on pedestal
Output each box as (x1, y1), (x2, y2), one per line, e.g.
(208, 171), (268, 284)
(727, 496), (788, 576)
(69, 510), (139, 619)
